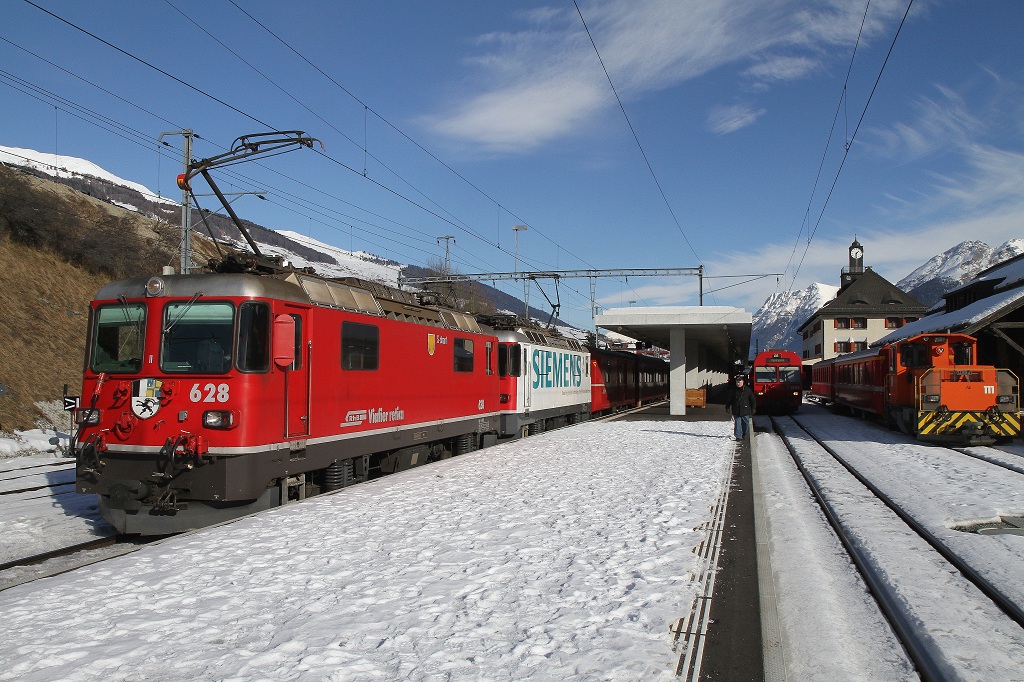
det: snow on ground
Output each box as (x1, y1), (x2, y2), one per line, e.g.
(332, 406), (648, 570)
(0, 454), (114, 572)
(773, 410), (1024, 679)
(796, 406), (1024, 610)
(0, 429), (66, 457)
(0, 419), (730, 681)
(751, 422), (916, 681)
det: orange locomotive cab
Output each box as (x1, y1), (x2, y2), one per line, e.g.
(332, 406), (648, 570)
(885, 334), (1019, 443)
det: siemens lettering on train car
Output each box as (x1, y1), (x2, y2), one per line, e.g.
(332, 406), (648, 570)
(531, 349), (584, 389)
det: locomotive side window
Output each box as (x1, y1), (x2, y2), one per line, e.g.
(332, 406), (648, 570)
(90, 303), (145, 373)
(899, 343), (930, 369)
(161, 302), (234, 374)
(454, 338), (474, 373)
(952, 343), (972, 365)
(486, 341), (493, 375)
(498, 343), (521, 377)
(341, 322), (379, 370)
(237, 302), (271, 372)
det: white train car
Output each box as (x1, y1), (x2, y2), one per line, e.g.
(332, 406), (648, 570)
(495, 326), (591, 437)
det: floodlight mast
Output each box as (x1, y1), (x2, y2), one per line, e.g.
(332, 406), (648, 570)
(176, 131), (321, 260)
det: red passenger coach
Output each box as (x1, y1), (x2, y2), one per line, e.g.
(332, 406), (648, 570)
(751, 349), (803, 414)
(589, 347), (669, 415)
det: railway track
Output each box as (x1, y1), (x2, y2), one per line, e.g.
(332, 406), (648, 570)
(770, 414), (1024, 680)
(0, 456), (125, 591)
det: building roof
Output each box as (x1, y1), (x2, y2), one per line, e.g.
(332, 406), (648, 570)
(797, 269), (927, 331)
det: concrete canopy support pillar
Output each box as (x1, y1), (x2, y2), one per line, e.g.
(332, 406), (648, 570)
(670, 327), (687, 416)
(685, 339), (701, 389)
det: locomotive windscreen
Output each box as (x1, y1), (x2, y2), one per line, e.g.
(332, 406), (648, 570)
(90, 303), (145, 373)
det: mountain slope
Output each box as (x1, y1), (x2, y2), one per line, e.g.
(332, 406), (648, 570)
(897, 239), (1024, 308)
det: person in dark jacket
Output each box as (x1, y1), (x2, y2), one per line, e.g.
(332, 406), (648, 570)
(728, 374), (756, 441)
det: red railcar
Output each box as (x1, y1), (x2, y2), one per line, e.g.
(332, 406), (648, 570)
(810, 333), (1019, 444)
(751, 349), (803, 414)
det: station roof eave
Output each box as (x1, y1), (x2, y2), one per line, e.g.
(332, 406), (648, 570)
(595, 306), (752, 366)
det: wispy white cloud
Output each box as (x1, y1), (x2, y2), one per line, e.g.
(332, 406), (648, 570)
(742, 55), (820, 83)
(425, 0), (910, 151)
(706, 104), (767, 135)
(865, 85), (983, 161)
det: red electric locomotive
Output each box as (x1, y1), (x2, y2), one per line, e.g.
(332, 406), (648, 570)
(751, 349), (803, 414)
(811, 333), (1020, 444)
(74, 270), (509, 534)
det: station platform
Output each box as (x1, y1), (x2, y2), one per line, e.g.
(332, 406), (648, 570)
(611, 401), (733, 423)
(611, 401), (762, 681)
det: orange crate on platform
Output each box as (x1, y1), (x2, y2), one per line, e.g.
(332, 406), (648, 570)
(685, 388), (706, 408)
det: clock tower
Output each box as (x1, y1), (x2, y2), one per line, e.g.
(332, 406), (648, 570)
(849, 238), (864, 273)
(840, 238), (866, 290)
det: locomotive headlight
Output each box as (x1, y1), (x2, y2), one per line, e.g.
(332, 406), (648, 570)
(997, 395), (1015, 404)
(75, 408), (100, 425)
(202, 410), (236, 429)
(145, 276), (165, 297)
(923, 394), (940, 403)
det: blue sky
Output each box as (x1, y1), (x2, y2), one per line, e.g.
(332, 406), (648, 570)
(2, 1), (1023, 329)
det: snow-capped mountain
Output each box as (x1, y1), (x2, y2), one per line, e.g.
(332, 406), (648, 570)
(750, 282), (839, 354)
(751, 239), (1024, 356)
(897, 239), (1024, 308)
(5, 144), (1020, 349)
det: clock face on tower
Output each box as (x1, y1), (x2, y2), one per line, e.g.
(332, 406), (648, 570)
(850, 247), (863, 259)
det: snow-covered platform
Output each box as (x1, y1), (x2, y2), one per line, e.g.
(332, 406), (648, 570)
(0, 416), (734, 681)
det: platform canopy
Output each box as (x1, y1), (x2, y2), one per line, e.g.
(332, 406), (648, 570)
(595, 306), (752, 415)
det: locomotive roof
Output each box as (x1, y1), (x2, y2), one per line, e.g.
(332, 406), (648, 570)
(493, 328), (587, 352)
(94, 273), (311, 304)
(94, 271), (493, 334)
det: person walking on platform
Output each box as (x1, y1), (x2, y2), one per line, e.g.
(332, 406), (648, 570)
(728, 374), (756, 441)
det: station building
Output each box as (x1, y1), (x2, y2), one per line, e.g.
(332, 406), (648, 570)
(796, 239), (927, 363)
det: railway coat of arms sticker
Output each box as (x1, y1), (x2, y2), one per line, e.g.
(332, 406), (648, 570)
(131, 378), (163, 419)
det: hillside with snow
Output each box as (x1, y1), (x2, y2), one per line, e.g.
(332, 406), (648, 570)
(5, 143), (1020, 355)
(0, 145), (175, 207)
(266, 230), (403, 285)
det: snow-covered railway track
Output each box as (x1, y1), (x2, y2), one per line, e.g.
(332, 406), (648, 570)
(950, 444), (1024, 476)
(772, 414), (1024, 681)
(0, 458), (76, 496)
(0, 536), (117, 573)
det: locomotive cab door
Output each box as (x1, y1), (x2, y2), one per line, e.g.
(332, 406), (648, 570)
(275, 311), (310, 438)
